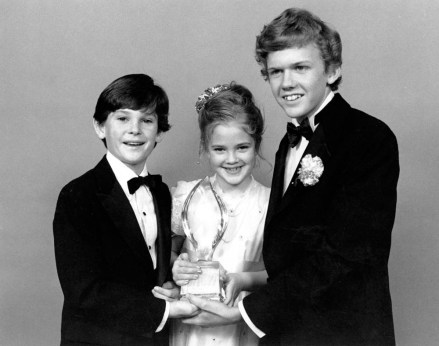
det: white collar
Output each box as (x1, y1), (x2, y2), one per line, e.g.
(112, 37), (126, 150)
(291, 91), (334, 130)
(106, 151), (148, 196)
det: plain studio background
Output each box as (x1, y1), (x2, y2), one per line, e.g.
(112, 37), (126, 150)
(1, 1), (438, 345)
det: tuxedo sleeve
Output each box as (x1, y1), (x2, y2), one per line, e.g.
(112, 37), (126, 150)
(53, 183), (167, 336)
(243, 122), (399, 335)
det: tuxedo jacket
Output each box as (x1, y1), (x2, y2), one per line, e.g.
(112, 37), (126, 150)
(244, 94), (399, 345)
(53, 157), (172, 346)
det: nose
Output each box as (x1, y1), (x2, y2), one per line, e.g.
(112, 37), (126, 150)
(281, 70), (296, 89)
(226, 150), (238, 164)
(128, 119), (141, 134)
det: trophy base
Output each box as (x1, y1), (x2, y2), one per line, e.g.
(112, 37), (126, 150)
(180, 260), (223, 301)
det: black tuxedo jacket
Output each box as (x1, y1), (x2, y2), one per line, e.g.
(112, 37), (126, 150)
(53, 157), (172, 345)
(244, 94), (399, 345)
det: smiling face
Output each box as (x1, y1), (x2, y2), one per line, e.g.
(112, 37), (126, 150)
(266, 44), (341, 121)
(94, 108), (163, 175)
(207, 121), (256, 193)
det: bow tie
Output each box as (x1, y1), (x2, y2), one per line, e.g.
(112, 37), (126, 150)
(287, 117), (314, 148)
(127, 174), (162, 194)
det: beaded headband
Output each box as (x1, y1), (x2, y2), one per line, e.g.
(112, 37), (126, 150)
(195, 84), (230, 113)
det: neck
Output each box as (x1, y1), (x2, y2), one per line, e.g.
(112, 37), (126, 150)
(214, 175), (253, 197)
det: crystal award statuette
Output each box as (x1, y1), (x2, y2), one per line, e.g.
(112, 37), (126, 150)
(180, 177), (229, 301)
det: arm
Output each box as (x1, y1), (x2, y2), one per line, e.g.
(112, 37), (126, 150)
(53, 185), (177, 335)
(243, 123), (400, 334)
(223, 270), (268, 306)
(170, 234), (185, 265)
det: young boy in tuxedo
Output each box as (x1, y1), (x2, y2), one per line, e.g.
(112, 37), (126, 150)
(53, 74), (197, 345)
(182, 8), (399, 346)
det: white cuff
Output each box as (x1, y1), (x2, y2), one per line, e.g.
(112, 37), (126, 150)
(155, 301), (170, 332)
(238, 300), (265, 338)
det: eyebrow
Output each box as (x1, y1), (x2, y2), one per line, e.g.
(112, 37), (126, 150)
(267, 60), (312, 70)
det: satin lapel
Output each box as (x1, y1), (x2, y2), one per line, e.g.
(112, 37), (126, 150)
(265, 134), (290, 226)
(278, 120), (332, 213)
(94, 158), (153, 270)
(149, 185), (169, 286)
(266, 94), (351, 220)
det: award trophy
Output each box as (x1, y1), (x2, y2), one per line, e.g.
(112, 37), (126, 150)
(180, 177), (229, 301)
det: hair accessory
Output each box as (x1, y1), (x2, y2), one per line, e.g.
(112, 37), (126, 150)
(195, 84), (230, 113)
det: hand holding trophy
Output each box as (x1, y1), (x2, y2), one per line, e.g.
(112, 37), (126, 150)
(180, 177), (229, 301)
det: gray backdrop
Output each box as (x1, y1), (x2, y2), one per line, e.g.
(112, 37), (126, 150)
(1, 0), (438, 345)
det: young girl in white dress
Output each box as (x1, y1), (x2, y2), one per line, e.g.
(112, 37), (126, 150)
(170, 82), (270, 345)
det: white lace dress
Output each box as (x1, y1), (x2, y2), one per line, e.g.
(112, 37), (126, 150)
(170, 176), (270, 346)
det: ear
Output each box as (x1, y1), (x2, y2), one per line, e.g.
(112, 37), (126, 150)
(93, 119), (106, 140)
(155, 131), (164, 144)
(327, 65), (341, 85)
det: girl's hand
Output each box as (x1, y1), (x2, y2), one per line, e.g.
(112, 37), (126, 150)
(152, 281), (180, 302)
(182, 295), (241, 327)
(172, 253), (202, 286)
(223, 272), (244, 306)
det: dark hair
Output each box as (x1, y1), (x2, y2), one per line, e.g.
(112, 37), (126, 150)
(93, 74), (170, 132)
(255, 8), (342, 90)
(197, 82), (265, 155)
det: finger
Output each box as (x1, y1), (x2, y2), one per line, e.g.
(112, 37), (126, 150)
(178, 253), (190, 261)
(152, 289), (173, 302)
(162, 281), (176, 289)
(174, 262), (202, 272)
(173, 273), (200, 283)
(175, 279), (189, 286)
(181, 312), (208, 325)
(186, 295), (225, 314)
(153, 286), (175, 298)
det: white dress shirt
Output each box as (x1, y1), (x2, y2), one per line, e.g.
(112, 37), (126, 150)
(106, 151), (169, 332)
(239, 91), (335, 338)
(284, 91), (334, 193)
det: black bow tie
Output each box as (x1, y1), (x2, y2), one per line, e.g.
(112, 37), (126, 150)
(287, 117), (314, 148)
(127, 175), (162, 194)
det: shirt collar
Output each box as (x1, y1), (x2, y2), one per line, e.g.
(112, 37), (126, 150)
(106, 151), (148, 196)
(291, 91), (334, 130)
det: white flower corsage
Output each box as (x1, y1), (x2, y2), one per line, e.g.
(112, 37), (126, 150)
(296, 154), (324, 186)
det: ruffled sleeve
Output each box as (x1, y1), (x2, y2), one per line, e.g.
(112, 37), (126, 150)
(171, 179), (200, 237)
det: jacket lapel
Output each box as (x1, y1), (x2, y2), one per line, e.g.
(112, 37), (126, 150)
(94, 157), (154, 270)
(278, 124), (331, 212)
(265, 134), (290, 226)
(148, 185), (169, 285)
(271, 94), (351, 217)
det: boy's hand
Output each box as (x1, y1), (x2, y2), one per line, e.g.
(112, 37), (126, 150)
(223, 273), (244, 306)
(182, 295), (242, 327)
(152, 281), (180, 302)
(172, 253), (201, 286)
(169, 298), (200, 318)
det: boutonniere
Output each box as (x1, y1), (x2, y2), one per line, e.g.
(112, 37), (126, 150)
(296, 154), (324, 186)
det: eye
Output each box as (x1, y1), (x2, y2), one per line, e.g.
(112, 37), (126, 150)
(237, 145), (250, 151)
(117, 116), (127, 122)
(142, 118), (153, 124)
(212, 147), (225, 152)
(268, 69), (281, 77)
(295, 65), (309, 72)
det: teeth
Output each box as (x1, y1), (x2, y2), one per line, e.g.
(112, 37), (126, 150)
(284, 94), (302, 101)
(225, 167), (241, 173)
(125, 142), (143, 146)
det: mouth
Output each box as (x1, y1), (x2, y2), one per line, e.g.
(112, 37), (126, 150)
(223, 166), (243, 174)
(123, 141), (145, 147)
(282, 94), (303, 101)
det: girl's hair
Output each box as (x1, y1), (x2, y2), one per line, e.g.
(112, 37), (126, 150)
(197, 82), (265, 155)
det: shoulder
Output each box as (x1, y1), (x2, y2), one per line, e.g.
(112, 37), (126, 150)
(58, 167), (97, 200)
(252, 179), (271, 206)
(330, 94), (398, 152)
(171, 179), (202, 200)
